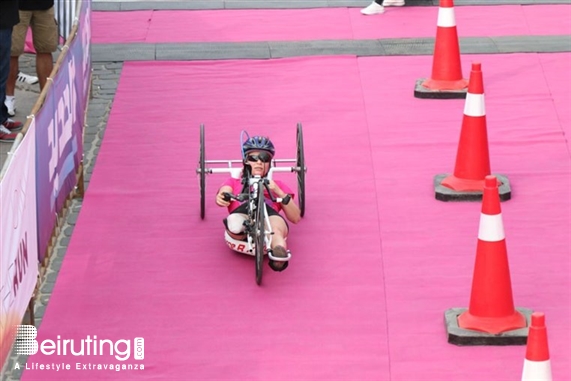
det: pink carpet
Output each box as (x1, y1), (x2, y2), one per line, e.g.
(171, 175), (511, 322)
(91, 5), (571, 43)
(21, 52), (570, 380)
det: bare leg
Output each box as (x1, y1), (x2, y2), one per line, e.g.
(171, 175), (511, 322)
(36, 53), (53, 91)
(6, 56), (19, 96)
(269, 215), (288, 250)
(268, 216), (290, 271)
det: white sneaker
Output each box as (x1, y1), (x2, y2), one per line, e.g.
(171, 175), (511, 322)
(4, 97), (16, 117)
(361, 2), (385, 15)
(382, 0), (405, 6)
(17, 72), (39, 85)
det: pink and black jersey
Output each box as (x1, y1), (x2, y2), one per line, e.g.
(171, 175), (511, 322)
(221, 177), (294, 214)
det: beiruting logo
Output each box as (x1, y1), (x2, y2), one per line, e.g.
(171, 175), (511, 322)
(15, 325), (144, 361)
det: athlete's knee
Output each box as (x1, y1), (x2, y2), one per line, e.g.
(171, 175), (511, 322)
(225, 214), (246, 234)
(269, 216), (288, 235)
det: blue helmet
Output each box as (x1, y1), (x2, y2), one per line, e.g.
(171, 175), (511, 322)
(242, 135), (275, 157)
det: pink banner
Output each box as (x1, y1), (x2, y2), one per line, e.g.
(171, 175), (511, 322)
(0, 122), (39, 367)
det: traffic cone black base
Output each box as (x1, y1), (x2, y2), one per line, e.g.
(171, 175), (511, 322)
(414, 79), (468, 99)
(434, 173), (512, 202)
(444, 307), (533, 346)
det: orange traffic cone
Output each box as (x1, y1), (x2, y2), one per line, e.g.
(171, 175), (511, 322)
(457, 176), (526, 334)
(414, 0), (468, 99)
(443, 63), (489, 189)
(434, 63), (511, 201)
(522, 312), (552, 381)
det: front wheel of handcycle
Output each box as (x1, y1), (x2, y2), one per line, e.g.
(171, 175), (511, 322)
(255, 192), (265, 285)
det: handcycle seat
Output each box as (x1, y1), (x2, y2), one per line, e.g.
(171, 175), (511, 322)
(225, 231), (255, 256)
(224, 231), (291, 262)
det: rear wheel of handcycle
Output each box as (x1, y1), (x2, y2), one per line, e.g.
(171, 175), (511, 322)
(296, 122), (306, 217)
(255, 192), (265, 285)
(198, 124), (206, 219)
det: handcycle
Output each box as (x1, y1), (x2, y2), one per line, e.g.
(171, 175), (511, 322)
(196, 124), (307, 285)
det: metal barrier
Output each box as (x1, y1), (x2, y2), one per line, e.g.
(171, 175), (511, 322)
(55, 0), (80, 40)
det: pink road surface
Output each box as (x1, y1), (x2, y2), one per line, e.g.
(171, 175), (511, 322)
(20, 53), (570, 380)
(91, 5), (571, 43)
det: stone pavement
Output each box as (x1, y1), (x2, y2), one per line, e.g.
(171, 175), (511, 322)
(0, 56), (41, 169)
(1, 0), (570, 379)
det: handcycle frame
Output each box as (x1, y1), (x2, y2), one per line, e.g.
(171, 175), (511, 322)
(196, 124), (307, 285)
(223, 175), (291, 285)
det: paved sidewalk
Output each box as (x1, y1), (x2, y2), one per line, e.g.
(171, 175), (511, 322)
(0, 56), (41, 169)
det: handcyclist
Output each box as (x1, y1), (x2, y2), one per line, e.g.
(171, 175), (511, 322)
(215, 135), (301, 271)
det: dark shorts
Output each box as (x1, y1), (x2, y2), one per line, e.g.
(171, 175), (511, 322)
(226, 202), (289, 231)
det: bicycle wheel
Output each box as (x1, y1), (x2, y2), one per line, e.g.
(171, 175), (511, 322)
(255, 189), (265, 285)
(296, 122), (306, 217)
(199, 124), (206, 219)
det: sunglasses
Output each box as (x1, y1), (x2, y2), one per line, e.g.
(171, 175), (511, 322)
(246, 152), (271, 163)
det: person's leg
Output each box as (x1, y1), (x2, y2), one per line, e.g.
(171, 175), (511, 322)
(36, 53), (53, 90)
(268, 215), (291, 271)
(225, 213), (248, 240)
(6, 11), (30, 98)
(4, 56), (18, 116)
(6, 56), (19, 97)
(0, 28), (13, 125)
(0, 28), (22, 138)
(30, 7), (58, 91)
(268, 215), (288, 250)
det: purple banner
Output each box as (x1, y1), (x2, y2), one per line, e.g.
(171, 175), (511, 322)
(35, 0), (91, 261)
(35, 65), (82, 261)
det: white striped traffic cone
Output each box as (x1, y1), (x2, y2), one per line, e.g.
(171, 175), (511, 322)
(522, 312), (552, 381)
(457, 175), (526, 334)
(434, 63), (511, 201)
(441, 62), (490, 191)
(415, 0), (468, 98)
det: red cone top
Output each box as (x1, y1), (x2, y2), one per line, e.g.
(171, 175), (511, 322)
(440, 0), (455, 8)
(481, 176), (502, 216)
(468, 63), (484, 95)
(532, 312), (545, 327)
(526, 312), (550, 361)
